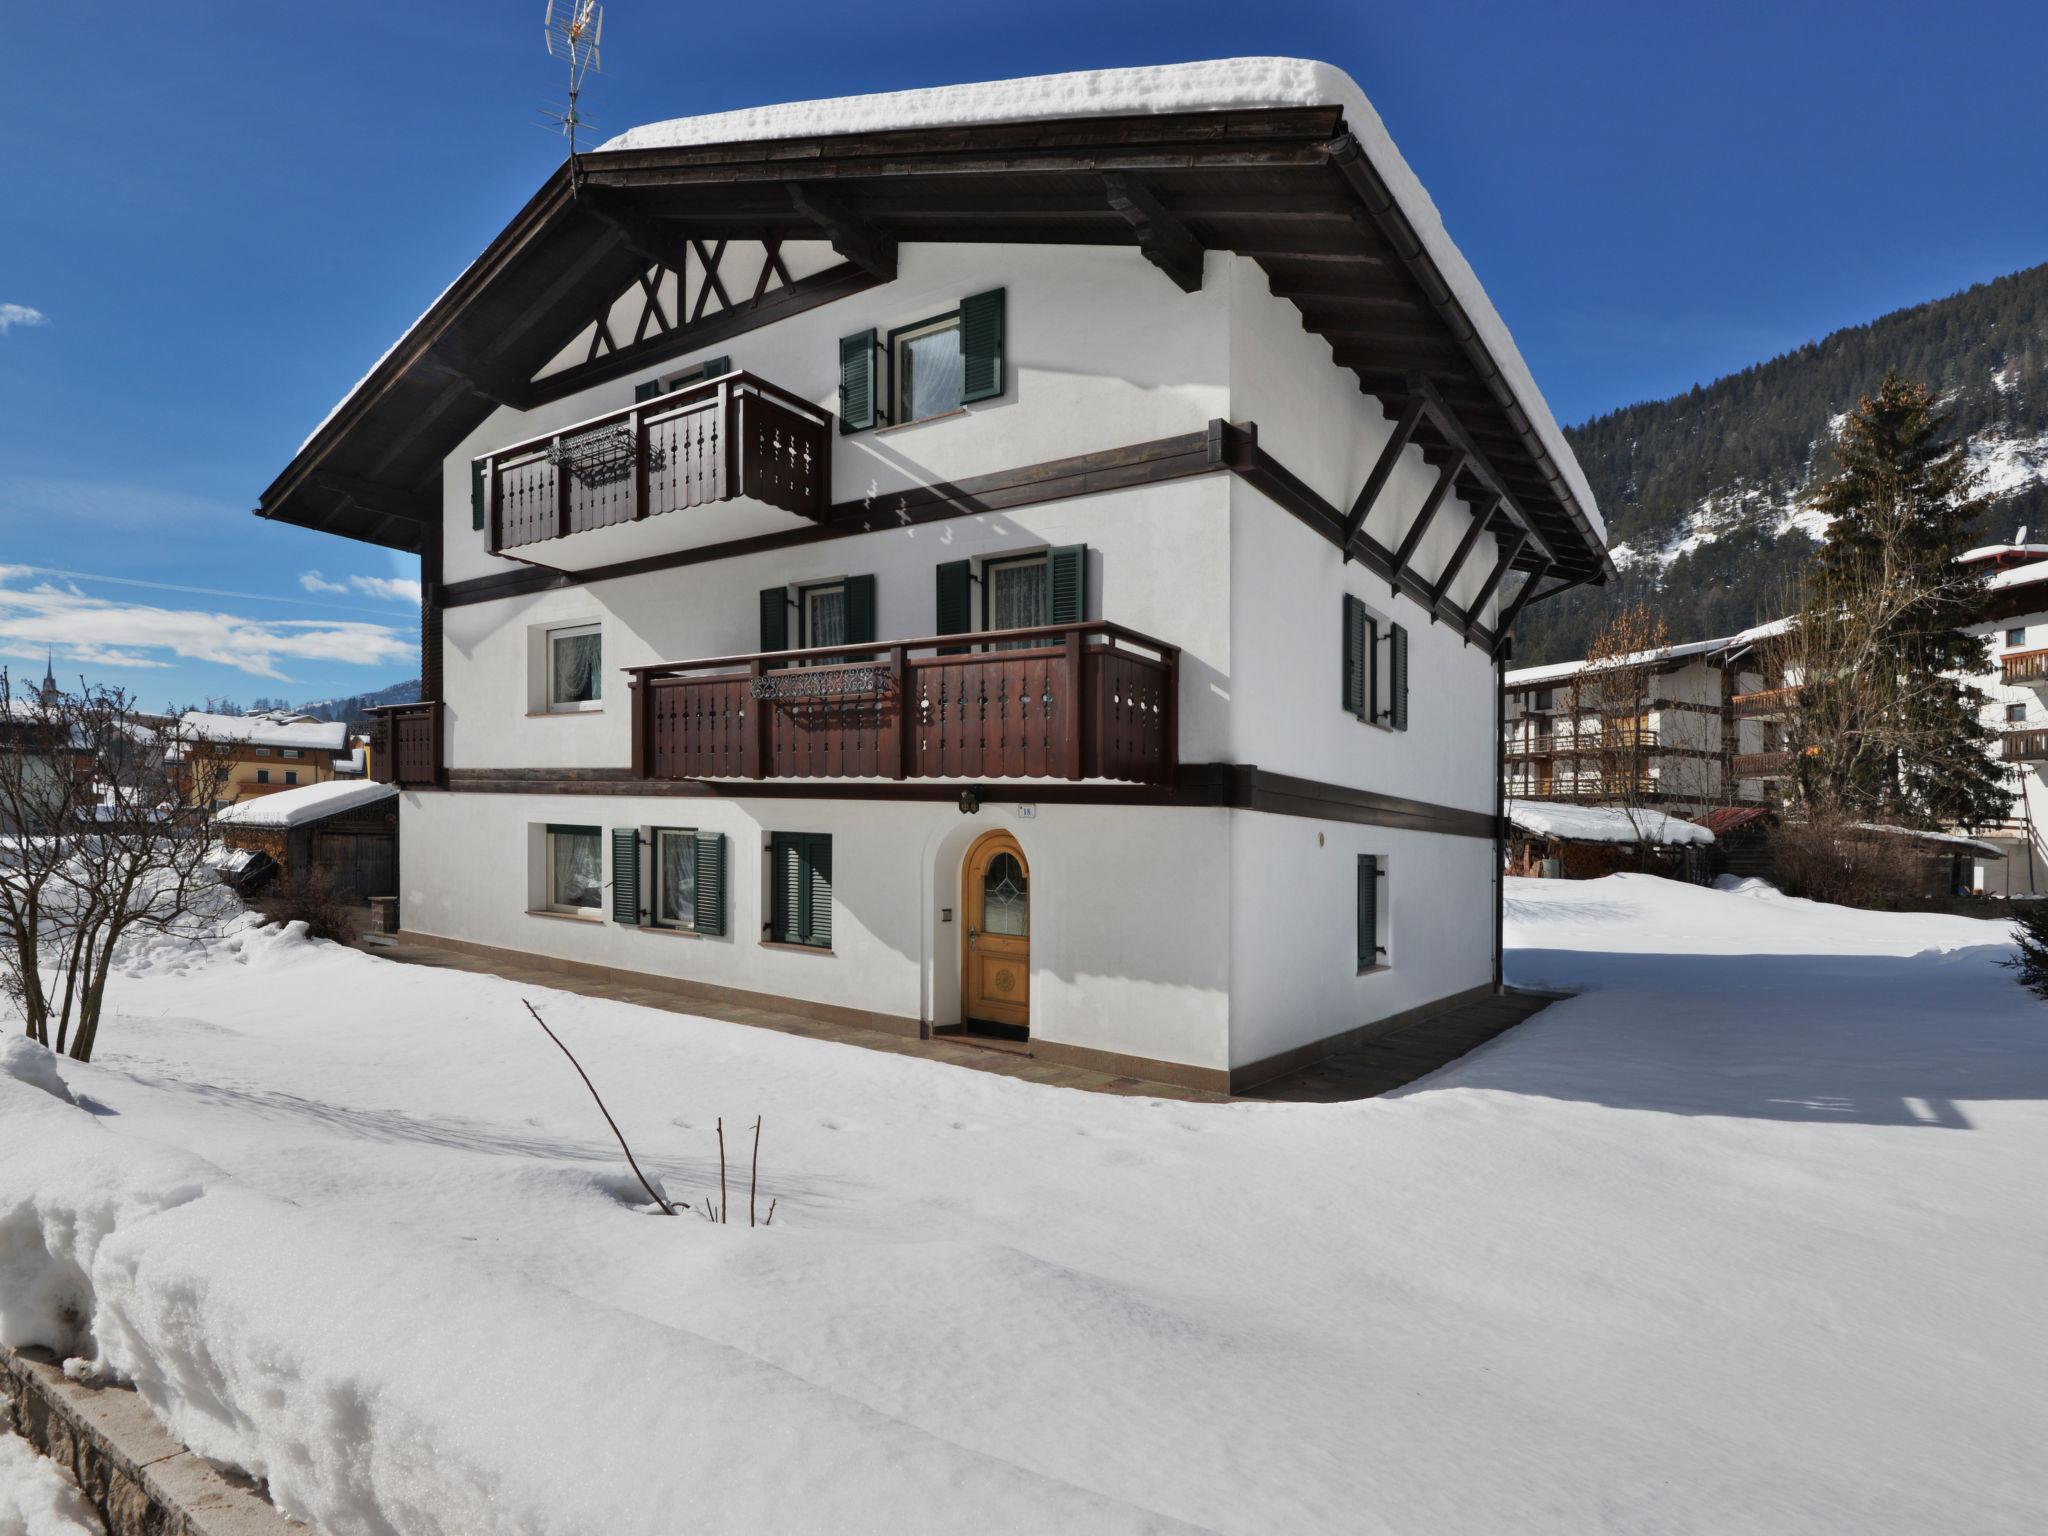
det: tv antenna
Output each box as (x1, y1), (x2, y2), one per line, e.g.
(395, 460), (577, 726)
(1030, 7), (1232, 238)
(540, 0), (604, 162)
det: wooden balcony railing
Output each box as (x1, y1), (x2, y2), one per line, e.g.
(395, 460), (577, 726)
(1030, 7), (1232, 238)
(478, 373), (831, 555)
(1507, 727), (1658, 762)
(1732, 685), (1805, 718)
(369, 702), (442, 787)
(2004, 648), (2048, 686)
(627, 622), (1179, 786)
(2004, 727), (2048, 763)
(1732, 750), (1793, 779)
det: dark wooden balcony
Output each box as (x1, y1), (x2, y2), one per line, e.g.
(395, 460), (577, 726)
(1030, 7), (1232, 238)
(479, 373), (830, 569)
(2004, 649), (2048, 687)
(627, 622), (1178, 786)
(1732, 685), (1805, 719)
(369, 702), (442, 787)
(2004, 727), (2048, 763)
(1732, 750), (1793, 779)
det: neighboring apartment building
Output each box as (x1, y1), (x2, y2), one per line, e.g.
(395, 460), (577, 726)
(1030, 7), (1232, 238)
(1958, 540), (2048, 894)
(251, 60), (1610, 1092)
(1502, 625), (1780, 815)
(178, 711), (350, 809)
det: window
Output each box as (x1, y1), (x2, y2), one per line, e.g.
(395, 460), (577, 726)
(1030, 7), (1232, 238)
(614, 827), (726, 934)
(768, 833), (832, 949)
(547, 623), (602, 712)
(1534, 689), (1554, 712)
(282, 749), (303, 760)
(655, 829), (698, 928)
(934, 546), (1085, 647)
(255, 769), (270, 784)
(2009, 703), (2028, 723)
(2009, 628), (2028, 647)
(984, 553), (1048, 643)
(1357, 854), (1387, 970)
(635, 356), (731, 402)
(800, 582), (849, 649)
(890, 311), (965, 424)
(546, 825), (602, 916)
(255, 746), (272, 757)
(1342, 598), (1408, 729)
(284, 771), (299, 786)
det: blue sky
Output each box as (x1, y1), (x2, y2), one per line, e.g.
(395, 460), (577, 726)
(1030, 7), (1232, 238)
(3, 0), (2043, 709)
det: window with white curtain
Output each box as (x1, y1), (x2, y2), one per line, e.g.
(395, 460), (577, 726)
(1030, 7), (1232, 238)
(547, 623), (603, 712)
(547, 825), (602, 915)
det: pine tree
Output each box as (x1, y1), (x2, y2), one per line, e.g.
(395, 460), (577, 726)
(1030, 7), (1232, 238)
(1796, 370), (2006, 827)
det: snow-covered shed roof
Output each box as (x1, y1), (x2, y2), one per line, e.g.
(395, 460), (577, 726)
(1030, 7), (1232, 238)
(215, 779), (396, 830)
(257, 58), (1610, 585)
(1850, 823), (2003, 859)
(1507, 799), (1714, 847)
(180, 712), (348, 753)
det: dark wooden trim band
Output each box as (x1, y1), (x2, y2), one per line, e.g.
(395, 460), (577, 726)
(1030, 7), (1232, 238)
(432, 761), (1499, 839)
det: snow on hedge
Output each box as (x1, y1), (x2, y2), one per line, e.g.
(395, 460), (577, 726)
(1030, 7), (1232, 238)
(1507, 797), (1713, 846)
(0, 881), (2041, 1532)
(214, 779), (395, 829)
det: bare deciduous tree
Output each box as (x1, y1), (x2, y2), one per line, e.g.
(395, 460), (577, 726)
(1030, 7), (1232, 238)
(0, 672), (229, 1062)
(1560, 601), (1670, 852)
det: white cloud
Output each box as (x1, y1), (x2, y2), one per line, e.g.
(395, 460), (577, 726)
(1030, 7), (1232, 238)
(300, 571), (421, 604)
(0, 304), (48, 334)
(0, 572), (416, 683)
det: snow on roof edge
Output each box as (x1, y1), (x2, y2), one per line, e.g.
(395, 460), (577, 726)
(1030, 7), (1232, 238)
(601, 58), (1603, 549)
(1506, 798), (1714, 846)
(215, 779), (397, 830)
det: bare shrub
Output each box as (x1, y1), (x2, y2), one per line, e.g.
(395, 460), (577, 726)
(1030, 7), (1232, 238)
(1767, 816), (1925, 909)
(254, 872), (363, 945)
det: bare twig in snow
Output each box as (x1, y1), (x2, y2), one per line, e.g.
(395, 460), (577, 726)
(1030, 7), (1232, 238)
(522, 999), (679, 1215)
(750, 1115), (761, 1227)
(717, 1116), (728, 1225)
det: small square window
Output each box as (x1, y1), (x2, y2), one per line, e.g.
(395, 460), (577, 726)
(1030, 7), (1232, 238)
(282, 748), (303, 760)
(546, 825), (602, 915)
(653, 828), (699, 931)
(890, 312), (964, 424)
(547, 623), (603, 712)
(283, 770), (298, 785)
(255, 769), (270, 784)
(2009, 703), (2028, 723)
(2009, 628), (2029, 647)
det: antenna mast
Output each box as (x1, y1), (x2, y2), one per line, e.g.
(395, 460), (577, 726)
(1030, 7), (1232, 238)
(541, 0), (604, 169)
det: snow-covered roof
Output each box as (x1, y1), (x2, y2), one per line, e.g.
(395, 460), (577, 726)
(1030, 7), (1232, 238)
(215, 779), (396, 829)
(1507, 616), (1796, 689)
(179, 711), (348, 753)
(1988, 561), (2048, 593)
(1850, 823), (2003, 859)
(602, 60), (1600, 549)
(1506, 799), (1714, 847)
(1960, 541), (2048, 565)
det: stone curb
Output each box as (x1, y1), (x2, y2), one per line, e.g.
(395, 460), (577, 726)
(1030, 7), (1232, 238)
(0, 1343), (305, 1536)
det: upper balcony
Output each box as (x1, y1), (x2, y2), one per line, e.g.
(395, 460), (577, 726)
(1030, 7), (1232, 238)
(2004, 727), (2048, 763)
(1732, 685), (1805, 719)
(2004, 649), (2048, 688)
(626, 622), (1178, 787)
(477, 373), (831, 571)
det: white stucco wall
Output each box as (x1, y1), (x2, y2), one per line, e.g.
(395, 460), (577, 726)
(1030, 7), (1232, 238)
(1966, 609), (2048, 894)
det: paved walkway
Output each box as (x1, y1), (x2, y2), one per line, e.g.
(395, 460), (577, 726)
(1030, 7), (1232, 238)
(358, 936), (1558, 1103)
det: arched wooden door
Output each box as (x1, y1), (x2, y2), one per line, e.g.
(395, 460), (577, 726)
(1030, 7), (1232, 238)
(962, 831), (1030, 1032)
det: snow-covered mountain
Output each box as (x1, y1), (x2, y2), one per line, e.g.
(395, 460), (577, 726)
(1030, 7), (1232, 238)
(1517, 263), (2048, 663)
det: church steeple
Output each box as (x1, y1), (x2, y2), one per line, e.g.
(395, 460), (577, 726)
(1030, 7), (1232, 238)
(39, 651), (57, 707)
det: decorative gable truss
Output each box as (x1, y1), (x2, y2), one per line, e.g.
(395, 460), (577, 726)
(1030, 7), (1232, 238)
(533, 238), (844, 387)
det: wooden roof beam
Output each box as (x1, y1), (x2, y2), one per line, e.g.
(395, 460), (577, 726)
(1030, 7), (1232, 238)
(1341, 395), (1425, 560)
(1427, 493), (1497, 617)
(575, 189), (696, 274)
(787, 185), (898, 280)
(1102, 174), (1206, 293)
(1388, 452), (1465, 594)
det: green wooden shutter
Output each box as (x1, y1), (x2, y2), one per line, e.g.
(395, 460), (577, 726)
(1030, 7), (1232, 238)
(1390, 623), (1411, 731)
(960, 288), (1006, 403)
(470, 459), (486, 531)
(839, 330), (878, 433)
(760, 587), (789, 654)
(611, 828), (641, 926)
(1045, 544), (1087, 625)
(698, 355), (731, 380)
(634, 379), (664, 403)
(1342, 595), (1367, 718)
(770, 833), (798, 942)
(804, 834), (833, 948)
(693, 830), (726, 936)
(844, 574), (877, 645)
(1357, 854), (1381, 967)
(935, 559), (972, 639)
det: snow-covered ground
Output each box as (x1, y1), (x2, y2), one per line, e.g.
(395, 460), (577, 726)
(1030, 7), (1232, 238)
(1, 876), (2044, 1534)
(0, 1428), (96, 1536)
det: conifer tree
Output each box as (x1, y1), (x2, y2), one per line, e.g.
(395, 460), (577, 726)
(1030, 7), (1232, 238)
(1788, 370), (2005, 827)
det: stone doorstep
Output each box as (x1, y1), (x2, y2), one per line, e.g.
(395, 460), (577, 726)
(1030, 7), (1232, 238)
(0, 1344), (304, 1536)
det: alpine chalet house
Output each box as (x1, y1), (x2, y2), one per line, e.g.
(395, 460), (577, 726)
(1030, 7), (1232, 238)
(253, 60), (1610, 1092)
(1958, 539), (2048, 895)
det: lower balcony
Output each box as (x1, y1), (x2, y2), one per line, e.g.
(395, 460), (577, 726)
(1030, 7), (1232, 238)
(1732, 750), (1792, 779)
(2004, 727), (2048, 763)
(628, 622), (1179, 786)
(369, 702), (442, 787)
(2005, 649), (2048, 688)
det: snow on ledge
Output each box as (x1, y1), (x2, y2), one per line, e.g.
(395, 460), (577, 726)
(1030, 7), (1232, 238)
(599, 58), (1605, 549)
(215, 780), (396, 830)
(1507, 798), (1714, 847)
(1850, 823), (2004, 859)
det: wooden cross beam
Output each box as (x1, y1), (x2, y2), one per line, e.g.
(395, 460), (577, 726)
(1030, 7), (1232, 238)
(1102, 174), (1205, 293)
(576, 190), (697, 275)
(1388, 451), (1465, 594)
(1464, 529), (1529, 633)
(1341, 396), (1425, 560)
(1405, 377), (1560, 569)
(787, 185), (899, 281)
(690, 238), (730, 323)
(1427, 492), (1497, 618)
(1486, 554), (1553, 652)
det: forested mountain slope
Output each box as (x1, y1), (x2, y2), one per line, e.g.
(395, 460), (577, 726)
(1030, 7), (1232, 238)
(1515, 262), (2048, 662)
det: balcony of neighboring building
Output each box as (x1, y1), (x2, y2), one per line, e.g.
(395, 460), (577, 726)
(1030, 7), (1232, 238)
(2003, 727), (2048, 763)
(1731, 685), (1805, 719)
(477, 372), (831, 572)
(1732, 750), (1794, 779)
(2003, 649), (2048, 688)
(626, 622), (1178, 787)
